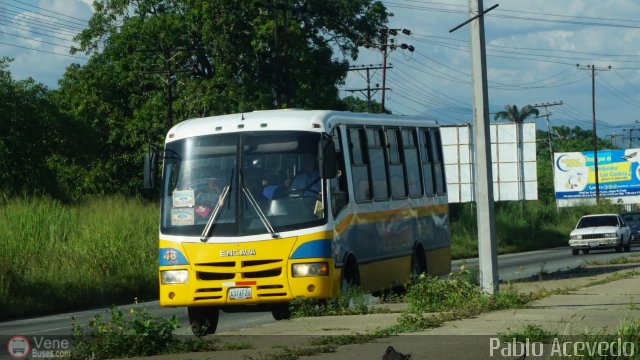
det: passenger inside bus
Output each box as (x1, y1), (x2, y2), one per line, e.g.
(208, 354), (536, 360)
(194, 178), (222, 219)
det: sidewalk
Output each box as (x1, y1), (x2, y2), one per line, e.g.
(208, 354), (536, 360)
(134, 264), (640, 360)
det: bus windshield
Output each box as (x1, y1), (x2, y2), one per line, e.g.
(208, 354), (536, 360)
(160, 131), (326, 237)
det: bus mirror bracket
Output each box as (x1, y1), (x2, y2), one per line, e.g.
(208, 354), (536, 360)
(143, 145), (159, 189)
(319, 137), (337, 179)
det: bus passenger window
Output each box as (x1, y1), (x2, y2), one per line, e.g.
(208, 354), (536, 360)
(386, 129), (406, 199)
(402, 129), (423, 197)
(330, 128), (348, 217)
(421, 129), (436, 196)
(367, 127), (388, 200)
(430, 129), (446, 194)
(348, 127), (371, 202)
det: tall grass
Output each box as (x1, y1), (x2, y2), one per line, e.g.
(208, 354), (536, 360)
(0, 195), (158, 320)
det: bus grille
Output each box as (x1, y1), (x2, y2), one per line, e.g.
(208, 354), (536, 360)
(193, 259), (288, 300)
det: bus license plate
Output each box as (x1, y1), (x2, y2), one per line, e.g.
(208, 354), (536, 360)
(229, 287), (252, 300)
(589, 241), (598, 247)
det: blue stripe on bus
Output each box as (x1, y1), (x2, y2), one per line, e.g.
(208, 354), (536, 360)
(290, 239), (332, 259)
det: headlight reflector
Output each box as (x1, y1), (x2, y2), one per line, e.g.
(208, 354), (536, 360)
(161, 270), (188, 284)
(570, 235), (582, 240)
(292, 262), (328, 277)
(604, 233), (617, 238)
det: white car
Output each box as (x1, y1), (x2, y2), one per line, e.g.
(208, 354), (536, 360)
(569, 214), (632, 255)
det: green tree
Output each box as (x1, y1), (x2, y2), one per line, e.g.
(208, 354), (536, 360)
(339, 95), (384, 113)
(55, 0), (390, 195)
(0, 58), (72, 197)
(493, 104), (539, 123)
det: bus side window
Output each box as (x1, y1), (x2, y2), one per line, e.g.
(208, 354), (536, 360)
(330, 127), (348, 216)
(430, 129), (446, 194)
(348, 127), (371, 202)
(402, 129), (423, 197)
(386, 128), (406, 199)
(367, 127), (388, 201)
(421, 129), (436, 196)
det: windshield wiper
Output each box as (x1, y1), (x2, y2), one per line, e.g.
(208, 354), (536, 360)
(200, 170), (234, 242)
(200, 185), (230, 242)
(242, 187), (280, 239)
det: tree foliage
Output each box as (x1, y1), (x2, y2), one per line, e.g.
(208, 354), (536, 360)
(51, 0), (389, 196)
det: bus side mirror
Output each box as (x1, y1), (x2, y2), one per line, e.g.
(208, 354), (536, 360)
(143, 150), (158, 189)
(319, 138), (337, 179)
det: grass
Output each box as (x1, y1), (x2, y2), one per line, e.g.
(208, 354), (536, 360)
(71, 306), (252, 359)
(289, 285), (371, 318)
(0, 194), (158, 320)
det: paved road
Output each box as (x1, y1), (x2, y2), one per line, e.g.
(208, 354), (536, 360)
(1, 246), (637, 336)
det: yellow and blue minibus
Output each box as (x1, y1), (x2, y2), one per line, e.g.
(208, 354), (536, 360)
(147, 109), (450, 335)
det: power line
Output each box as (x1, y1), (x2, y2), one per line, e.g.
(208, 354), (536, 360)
(0, 39), (87, 59)
(5, 0), (91, 23)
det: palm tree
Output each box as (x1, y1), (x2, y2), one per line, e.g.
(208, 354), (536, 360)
(493, 104), (539, 123)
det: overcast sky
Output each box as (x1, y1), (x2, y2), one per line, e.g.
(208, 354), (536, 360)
(2, 0), (640, 148)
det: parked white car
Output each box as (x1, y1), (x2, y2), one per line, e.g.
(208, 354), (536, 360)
(569, 214), (632, 255)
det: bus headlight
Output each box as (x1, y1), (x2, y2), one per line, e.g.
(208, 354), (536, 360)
(161, 270), (188, 284)
(292, 262), (328, 277)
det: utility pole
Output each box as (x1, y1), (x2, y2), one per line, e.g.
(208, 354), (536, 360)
(345, 64), (387, 112)
(140, 49), (185, 132)
(258, 0), (307, 108)
(610, 131), (617, 147)
(577, 64), (611, 203)
(364, 28), (414, 113)
(450, 0), (499, 294)
(622, 126), (640, 148)
(532, 101), (563, 162)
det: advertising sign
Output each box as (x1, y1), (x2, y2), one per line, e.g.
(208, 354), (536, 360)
(554, 149), (640, 207)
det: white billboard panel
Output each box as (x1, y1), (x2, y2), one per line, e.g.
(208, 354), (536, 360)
(441, 122), (538, 203)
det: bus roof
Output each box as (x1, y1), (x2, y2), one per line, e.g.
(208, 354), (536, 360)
(166, 109), (439, 142)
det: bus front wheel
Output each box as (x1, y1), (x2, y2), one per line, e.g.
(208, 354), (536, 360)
(271, 303), (291, 320)
(187, 306), (219, 336)
(340, 258), (360, 295)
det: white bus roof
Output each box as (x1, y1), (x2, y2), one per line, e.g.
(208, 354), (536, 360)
(166, 109), (439, 142)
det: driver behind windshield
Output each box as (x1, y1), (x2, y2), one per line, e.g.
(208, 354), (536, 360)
(291, 153), (320, 197)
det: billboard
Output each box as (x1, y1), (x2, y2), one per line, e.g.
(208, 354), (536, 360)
(554, 149), (640, 207)
(442, 122), (538, 203)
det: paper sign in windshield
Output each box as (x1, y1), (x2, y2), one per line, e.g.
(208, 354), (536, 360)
(171, 208), (195, 226)
(173, 189), (195, 207)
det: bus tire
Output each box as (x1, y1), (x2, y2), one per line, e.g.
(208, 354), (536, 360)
(187, 306), (219, 337)
(411, 245), (427, 280)
(271, 303), (291, 320)
(340, 256), (360, 295)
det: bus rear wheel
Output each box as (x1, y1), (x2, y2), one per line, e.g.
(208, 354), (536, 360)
(187, 306), (219, 337)
(411, 247), (427, 281)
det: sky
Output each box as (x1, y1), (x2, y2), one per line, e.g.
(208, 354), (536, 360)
(2, 0), (640, 148)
